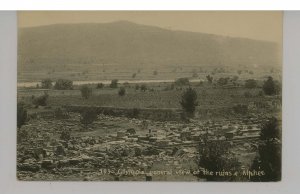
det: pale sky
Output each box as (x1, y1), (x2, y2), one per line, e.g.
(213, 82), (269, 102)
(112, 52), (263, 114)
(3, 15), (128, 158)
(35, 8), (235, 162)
(18, 11), (282, 43)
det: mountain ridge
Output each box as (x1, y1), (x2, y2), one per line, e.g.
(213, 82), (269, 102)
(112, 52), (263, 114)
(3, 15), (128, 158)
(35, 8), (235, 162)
(18, 21), (281, 70)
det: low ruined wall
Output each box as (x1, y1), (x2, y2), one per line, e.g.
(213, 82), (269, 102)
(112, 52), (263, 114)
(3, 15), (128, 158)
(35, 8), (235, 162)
(63, 105), (183, 121)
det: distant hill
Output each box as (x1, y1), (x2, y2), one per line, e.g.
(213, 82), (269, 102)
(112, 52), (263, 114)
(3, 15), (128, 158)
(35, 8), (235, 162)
(18, 21), (281, 70)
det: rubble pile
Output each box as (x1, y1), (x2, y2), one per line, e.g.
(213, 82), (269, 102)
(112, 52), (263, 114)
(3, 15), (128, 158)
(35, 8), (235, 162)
(17, 112), (268, 181)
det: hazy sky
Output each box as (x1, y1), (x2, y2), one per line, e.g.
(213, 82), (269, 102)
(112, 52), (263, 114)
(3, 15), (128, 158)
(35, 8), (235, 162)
(18, 11), (282, 43)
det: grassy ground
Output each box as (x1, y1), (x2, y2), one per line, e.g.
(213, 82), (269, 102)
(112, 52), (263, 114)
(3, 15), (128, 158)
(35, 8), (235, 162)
(18, 82), (275, 110)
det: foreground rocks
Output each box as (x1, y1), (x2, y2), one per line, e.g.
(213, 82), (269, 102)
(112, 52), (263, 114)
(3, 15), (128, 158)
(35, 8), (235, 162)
(17, 113), (268, 181)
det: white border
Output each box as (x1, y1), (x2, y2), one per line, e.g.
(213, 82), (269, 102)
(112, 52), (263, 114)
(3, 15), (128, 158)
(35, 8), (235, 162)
(0, 0), (299, 10)
(0, 11), (300, 194)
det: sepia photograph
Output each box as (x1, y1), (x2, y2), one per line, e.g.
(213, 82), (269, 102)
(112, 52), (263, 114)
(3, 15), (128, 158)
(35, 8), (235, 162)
(16, 11), (282, 181)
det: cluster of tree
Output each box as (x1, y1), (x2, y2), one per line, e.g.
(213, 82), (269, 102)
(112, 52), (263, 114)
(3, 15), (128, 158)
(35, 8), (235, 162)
(250, 117), (281, 181)
(262, 76), (280, 95)
(41, 79), (53, 89)
(180, 87), (198, 117)
(175, 78), (190, 86)
(96, 83), (104, 89)
(197, 140), (242, 181)
(135, 84), (147, 91)
(54, 79), (73, 90)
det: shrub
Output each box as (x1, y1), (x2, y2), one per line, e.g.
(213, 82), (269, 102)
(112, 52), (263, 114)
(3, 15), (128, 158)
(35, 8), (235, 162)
(80, 109), (98, 130)
(245, 79), (257, 89)
(263, 76), (280, 95)
(80, 85), (92, 99)
(17, 102), (28, 129)
(32, 93), (49, 107)
(250, 117), (281, 181)
(41, 79), (53, 89)
(132, 73), (136, 78)
(118, 87), (126, 96)
(198, 139), (242, 181)
(54, 79), (73, 90)
(140, 84), (147, 92)
(135, 84), (140, 90)
(153, 70), (158, 75)
(206, 75), (213, 83)
(217, 77), (230, 86)
(96, 83), (104, 89)
(175, 78), (190, 86)
(260, 117), (280, 141)
(180, 87), (198, 116)
(110, 79), (118, 88)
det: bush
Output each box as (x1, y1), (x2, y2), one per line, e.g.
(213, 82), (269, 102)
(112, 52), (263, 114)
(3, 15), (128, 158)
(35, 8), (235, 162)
(206, 75), (213, 83)
(263, 76), (280, 95)
(250, 117), (281, 181)
(245, 79), (257, 89)
(198, 140), (241, 181)
(118, 87), (126, 96)
(175, 78), (190, 86)
(80, 85), (92, 99)
(110, 79), (118, 88)
(135, 84), (140, 90)
(140, 84), (147, 92)
(153, 70), (158, 75)
(180, 87), (198, 116)
(96, 83), (104, 89)
(54, 79), (73, 90)
(80, 109), (98, 130)
(132, 73), (136, 78)
(260, 117), (280, 141)
(32, 93), (49, 107)
(217, 77), (230, 86)
(41, 79), (53, 89)
(17, 102), (28, 129)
